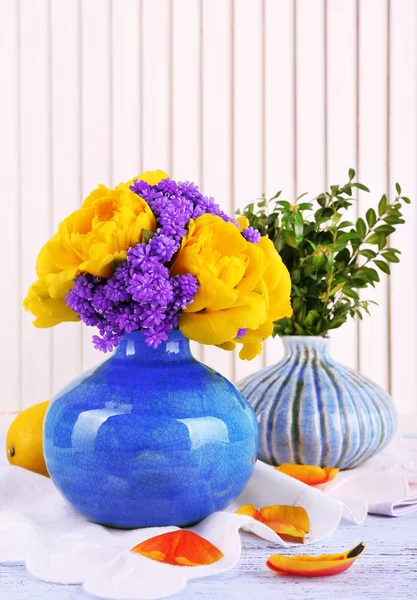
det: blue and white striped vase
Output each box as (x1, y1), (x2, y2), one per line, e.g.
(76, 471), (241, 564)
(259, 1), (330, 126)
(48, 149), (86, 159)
(237, 336), (397, 469)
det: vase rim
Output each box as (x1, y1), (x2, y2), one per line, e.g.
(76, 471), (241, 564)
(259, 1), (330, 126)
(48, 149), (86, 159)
(280, 335), (329, 341)
(122, 327), (185, 342)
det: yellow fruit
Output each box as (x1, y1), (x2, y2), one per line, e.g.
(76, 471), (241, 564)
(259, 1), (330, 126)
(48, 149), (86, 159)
(6, 401), (50, 477)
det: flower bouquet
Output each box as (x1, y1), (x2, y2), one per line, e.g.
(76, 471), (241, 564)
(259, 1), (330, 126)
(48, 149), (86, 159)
(23, 170), (292, 528)
(25, 170), (291, 359)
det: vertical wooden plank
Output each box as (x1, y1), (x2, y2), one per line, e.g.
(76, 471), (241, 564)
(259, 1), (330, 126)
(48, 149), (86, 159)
(171, 0), (202, 363)
(295, 0), (326, 196)
(50, 0), (83, 394)
(111, 0), (141, 183)
(263, 0), (295, 369)
(233, 0), (264, 382)
(141, 0), (171, 172)
(389, 0), (417, 415)
(200, 0), (234, 378)
(357, 0), (389, 390)
(326, 0), (358, 370)
(0, 1), (20, 412)
(294, 0), (326, 376)
(20, 0), (53, 408)
(80, 0), (112, 370)
(171, 0), (200, 182)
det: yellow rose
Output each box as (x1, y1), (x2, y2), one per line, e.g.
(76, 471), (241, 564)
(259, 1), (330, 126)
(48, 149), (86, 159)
(24, 171), (166, 327)
(171, 214), (292, 358)
(235, 233), (292, 360)
(127, 169), (169, 187)
(23, 273), (79, 328)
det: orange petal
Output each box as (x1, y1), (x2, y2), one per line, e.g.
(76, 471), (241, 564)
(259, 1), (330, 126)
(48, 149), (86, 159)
(131, 530), (223, 567)
(235, 504), (309, 542)
(235, 504), (262, 520)
(323, 467), (339, 482)
(259, 505), (310, 534)
(266, 542), (365, 577)
(275, 463), (339, 485)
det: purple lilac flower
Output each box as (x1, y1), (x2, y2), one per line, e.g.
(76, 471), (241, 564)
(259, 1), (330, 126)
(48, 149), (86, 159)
(236, 328), (247, 339)
(92, 332), (118, 353)
(66, 177), (259, 351)
(242, 226), (261, 244)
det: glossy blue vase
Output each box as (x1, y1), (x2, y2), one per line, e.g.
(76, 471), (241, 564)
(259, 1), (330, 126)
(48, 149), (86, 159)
(43, 330), (258, 528)
(237, 336), (397, 469)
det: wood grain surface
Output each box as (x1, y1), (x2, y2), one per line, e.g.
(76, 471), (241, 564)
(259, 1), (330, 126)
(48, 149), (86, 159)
(1, 513), (416, 599)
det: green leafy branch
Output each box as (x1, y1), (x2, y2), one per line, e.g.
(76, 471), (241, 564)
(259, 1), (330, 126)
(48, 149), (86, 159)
(238, 170), (409, 337)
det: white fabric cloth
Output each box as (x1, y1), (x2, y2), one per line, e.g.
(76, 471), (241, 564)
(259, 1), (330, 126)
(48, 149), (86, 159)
(0, 435), (416, 600)
(319, 435), (417, 516)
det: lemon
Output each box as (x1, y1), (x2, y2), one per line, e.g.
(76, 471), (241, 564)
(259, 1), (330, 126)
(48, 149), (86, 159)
(6, 401), (50, 477)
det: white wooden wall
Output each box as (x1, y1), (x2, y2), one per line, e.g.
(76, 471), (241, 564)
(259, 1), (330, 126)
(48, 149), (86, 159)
(1, 0), (416, 428)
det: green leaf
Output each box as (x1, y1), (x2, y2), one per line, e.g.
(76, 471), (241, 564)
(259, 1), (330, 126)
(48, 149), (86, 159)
(378, 194), (388, 216)
(402, 196), (411, 204)
(328, 316), (347, 330)
(338, 221), (354, 228)
(365, 233), (380, 245)
(273, 230), (286, 252)
(313, 251), (325, 268)
(304, 310), (320, 327)
(374, 260), (391, 275)
(348, 168), (355, 181)
(381, 250), (400, 263)
(325, 252), (335, 273)
(378, 234), (387, 250)
(360, 267), (380, 282)
(294, 322), (305, 335)
(284, 229), (297, 248)
(267, 212), (279, 225)
(298, 202), (314, 211)
(282, 212), (292, 229)
(356, 217), (367, 238)
(359, 249), (377, 259)
(142, 229), (155, 244)
(293, 210), (304, 243)
(366, 208), (377, 228)
(395, 182), (401, 195)
(270, 190), (282, 200)
(343, 288), (360, 300)
(337, 231), (360, 244)
(351, 182), (371, 192)
(384, 216), (405, 225)
(276, 200), (290, 208)
(374, 224), (395, 235)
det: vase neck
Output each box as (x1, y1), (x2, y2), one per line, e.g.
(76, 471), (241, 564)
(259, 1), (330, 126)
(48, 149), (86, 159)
(282, 336), (329, 358)
(115, 329), (193, 363)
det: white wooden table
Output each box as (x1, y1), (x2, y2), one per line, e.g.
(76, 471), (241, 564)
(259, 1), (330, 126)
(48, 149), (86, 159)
(1, 421), (417, 599)
(1, 514), (417, 599)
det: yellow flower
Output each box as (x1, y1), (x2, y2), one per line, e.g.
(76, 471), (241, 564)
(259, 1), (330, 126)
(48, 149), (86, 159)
(23, 274), (79, 328)
(171, 214), (292, 359)
(127, 169), (169, 188)
(24, 170), (166, 327)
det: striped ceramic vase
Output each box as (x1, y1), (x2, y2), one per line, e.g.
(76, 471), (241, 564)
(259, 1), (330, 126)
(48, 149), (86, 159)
(237, 336), (397, 469)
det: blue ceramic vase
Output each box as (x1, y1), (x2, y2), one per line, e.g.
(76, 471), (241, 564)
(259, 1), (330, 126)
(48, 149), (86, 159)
(43, 330), (258, 528)
(237, 336), (396, 469)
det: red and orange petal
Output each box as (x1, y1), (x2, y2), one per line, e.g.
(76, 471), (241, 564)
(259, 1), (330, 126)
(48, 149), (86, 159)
(131, 530), (224, 567)
(266, 542), (365, 577)
(235, 504), (310, 542)
(275, 463), (340, 486)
